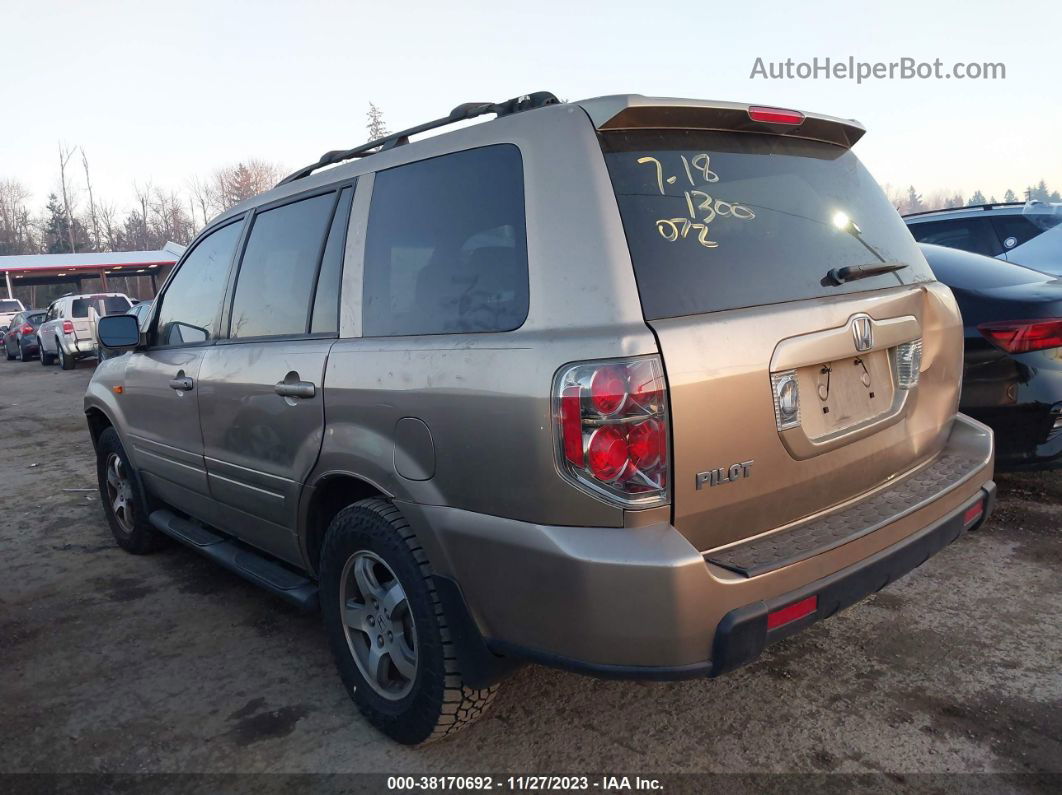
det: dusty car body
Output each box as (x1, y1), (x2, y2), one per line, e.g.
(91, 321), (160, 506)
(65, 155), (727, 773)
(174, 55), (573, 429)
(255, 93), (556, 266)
(85, 93), (995, 745)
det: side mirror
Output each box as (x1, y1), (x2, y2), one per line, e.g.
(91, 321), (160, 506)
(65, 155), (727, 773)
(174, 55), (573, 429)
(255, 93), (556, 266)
(97, 314), (141, 352)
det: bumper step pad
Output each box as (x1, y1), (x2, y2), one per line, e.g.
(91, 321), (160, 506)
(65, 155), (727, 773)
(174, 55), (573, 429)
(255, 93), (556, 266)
(706, 451), (983, 578)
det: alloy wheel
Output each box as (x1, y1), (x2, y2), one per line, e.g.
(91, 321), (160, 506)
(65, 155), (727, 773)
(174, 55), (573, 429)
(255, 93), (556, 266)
(104, 453), (134, 534)
(339, 550), (418, 700)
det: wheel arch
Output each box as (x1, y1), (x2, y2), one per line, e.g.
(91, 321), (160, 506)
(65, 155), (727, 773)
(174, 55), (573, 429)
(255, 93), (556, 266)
(301, 472), (391, 576)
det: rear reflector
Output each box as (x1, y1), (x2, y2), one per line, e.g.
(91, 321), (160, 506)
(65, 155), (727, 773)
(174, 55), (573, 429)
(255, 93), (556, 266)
(767, 595), (818, 630)
(978, 318), (1062, 353)
(963, 501), (984, 526)
(748, 106), (805, 125)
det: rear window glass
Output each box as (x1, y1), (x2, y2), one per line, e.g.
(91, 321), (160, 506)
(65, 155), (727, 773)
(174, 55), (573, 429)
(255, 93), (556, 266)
(908, 218), (1000, 257)
(27, 312), (46, 324)
(601, 131), (933, 320)
(363, 144), (529, 336)
(0, 300), (21, 312)
(71, 295), (131, 318)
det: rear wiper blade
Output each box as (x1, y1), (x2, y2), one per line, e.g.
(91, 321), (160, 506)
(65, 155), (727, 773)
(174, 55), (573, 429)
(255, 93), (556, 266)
(826, 262), (908, 285)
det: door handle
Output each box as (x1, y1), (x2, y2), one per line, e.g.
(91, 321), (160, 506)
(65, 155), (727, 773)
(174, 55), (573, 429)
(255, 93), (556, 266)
(169, 375), (194, 391)
(275, 380), (316, 399)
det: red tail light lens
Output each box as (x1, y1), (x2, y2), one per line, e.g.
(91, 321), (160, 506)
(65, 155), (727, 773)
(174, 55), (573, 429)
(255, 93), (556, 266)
(978, 318), (1062, 353)
(62, 320), (74, 334)
(748, 106), (805, 125)
(20, 324), (33, 335)
(553, 356), (669, 507)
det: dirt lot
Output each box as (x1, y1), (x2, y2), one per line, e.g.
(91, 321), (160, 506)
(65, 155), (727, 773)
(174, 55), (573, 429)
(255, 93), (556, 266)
(1, 358), (1060, 785)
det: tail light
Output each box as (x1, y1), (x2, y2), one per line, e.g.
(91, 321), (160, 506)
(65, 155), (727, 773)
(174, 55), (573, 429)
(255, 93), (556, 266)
(20, 324), (33, 335)
(553, 356), (669, 507)
(62, 320), (74, 334)
(978, 318), (1062, 353)
(895, 339), (923, 389)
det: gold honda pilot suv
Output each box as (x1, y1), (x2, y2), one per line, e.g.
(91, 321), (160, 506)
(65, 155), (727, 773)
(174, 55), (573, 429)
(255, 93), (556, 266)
(86, 92), (995, 745)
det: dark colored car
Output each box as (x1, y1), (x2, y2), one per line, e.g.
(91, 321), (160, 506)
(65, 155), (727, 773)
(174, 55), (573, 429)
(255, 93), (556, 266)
(921, 243), (1062, 468)
(4, 310), (47, 361)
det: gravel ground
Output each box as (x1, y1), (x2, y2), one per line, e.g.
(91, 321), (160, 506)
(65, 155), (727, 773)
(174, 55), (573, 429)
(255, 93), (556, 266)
(1, 358), (1059, 788)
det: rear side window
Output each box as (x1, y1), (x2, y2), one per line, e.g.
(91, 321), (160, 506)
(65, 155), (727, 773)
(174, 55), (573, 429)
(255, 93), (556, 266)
(362, 144), (529, 336)
(601, 131), (934, 320)
(990, 215), (1054, 251)
(908, 218), (1000, 257)
(229, 192), (337, 339)
(71, 295), (131, 318)
(156, 221), (242, 346)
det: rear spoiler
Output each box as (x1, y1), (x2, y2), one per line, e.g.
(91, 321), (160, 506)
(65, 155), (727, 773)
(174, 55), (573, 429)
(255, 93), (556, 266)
(576, 95), (866, 149)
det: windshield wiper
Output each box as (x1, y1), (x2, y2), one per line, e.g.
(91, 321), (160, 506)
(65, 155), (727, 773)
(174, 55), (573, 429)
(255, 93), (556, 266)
(826, 262), (908, 285)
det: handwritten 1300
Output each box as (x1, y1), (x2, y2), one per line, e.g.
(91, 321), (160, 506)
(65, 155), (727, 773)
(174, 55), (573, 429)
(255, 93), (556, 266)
(636, 153), (755, 249)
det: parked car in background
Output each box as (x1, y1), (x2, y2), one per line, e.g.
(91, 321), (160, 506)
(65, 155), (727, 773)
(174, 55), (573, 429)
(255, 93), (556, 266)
(4, 309), (47, 361)
(86, 93), (994, 745)
(920, 243), (1062, 468)
(0, 297), (26, 331)
(38, 293), (133, 370)
(905, 201), (1062, 276)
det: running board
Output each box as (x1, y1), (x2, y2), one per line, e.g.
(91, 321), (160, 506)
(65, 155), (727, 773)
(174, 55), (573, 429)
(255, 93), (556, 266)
(148, 509), (319, 611)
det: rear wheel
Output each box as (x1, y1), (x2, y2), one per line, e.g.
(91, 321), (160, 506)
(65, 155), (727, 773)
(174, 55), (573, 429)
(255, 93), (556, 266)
(95, 427), (167, 554)
(16, 340), (28, 361)
(39, 338), (54, 366)
(320, 499), (498, 745)
(4, 343), (13, 361)
(58, 341), (75, 370)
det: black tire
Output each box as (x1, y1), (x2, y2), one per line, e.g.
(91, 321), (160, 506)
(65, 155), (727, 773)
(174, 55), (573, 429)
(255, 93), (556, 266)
(58, 341), (75, 370)
(39, 338), (54, 366)
(95, 427), (167, 554)
(4, 342), (13, 361)
(320, 499), (498, 745)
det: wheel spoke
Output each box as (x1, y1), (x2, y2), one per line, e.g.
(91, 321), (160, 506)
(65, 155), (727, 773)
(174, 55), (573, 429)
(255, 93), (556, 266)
(353, 556), (383, 601)
(366, 643), (388, 686)
(380, 581), (406, 617)
(112, 494), (124, 514)
(388, 645), (416, 680)
(343, 600), (371, 634)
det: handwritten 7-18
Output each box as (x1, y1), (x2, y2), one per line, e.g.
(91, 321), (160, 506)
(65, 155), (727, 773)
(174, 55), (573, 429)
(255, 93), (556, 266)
(636, 153), (755, 249)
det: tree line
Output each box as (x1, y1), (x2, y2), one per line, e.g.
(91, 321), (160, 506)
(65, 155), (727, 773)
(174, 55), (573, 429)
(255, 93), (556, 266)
(885, 180), (1060, 216)
(0, 103), (392, 258)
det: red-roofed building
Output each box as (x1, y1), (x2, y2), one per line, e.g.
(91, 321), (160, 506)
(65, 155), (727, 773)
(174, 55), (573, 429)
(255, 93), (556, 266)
(0, 241), (184, 305)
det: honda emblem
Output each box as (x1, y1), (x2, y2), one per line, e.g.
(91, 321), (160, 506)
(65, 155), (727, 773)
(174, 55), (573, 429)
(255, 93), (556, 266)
(852, 316), (874, 352)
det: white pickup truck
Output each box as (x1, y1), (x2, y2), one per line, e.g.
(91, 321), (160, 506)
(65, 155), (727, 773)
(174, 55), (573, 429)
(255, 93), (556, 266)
(38, 293), (133, 370)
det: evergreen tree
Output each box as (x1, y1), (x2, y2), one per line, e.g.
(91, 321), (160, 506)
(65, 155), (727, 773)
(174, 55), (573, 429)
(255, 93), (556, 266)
(967, 190), (986, 206)
(42, 193), (72, 254)
(904, 186), (924, 214)
(1003, 189), (1018, 203)
(367, 102), (389, 140)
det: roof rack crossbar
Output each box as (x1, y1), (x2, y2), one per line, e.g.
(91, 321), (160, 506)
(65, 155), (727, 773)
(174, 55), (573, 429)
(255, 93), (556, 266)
(278, 91), (559, 186)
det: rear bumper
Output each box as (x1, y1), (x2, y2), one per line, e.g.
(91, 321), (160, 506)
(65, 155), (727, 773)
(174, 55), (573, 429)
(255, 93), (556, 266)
(399, 414), (994, 680)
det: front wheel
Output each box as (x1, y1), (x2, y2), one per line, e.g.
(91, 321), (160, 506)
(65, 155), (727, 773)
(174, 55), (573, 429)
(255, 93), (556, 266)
(320, 499), (498, 745)
(95, 427), (167, 554)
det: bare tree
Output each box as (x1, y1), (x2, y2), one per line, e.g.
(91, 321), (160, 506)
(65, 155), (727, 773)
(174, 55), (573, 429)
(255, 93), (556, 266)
(57, 142), (78, 252)
(81, 148), (102, 251)
(187, 174), (213, 227)
(367, 102), (389, 140)
(0, 178), (37, 255)
(210, 160), (283, 212)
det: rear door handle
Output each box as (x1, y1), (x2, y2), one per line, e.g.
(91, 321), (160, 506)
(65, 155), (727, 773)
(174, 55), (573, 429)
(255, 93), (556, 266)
(169, 376), (194, 391)
(275, 380), (316, 399)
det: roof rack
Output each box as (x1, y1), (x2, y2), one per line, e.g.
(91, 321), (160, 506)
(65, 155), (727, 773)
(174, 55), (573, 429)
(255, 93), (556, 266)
(278, 91), (560, 186)
(902, 201), (1026, 219)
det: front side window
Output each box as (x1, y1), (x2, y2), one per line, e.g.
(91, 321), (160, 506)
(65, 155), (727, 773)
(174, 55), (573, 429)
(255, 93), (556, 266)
(155, 221), (242, 346)
(229, 192), (337, 339)
(362, 144), (529, 336)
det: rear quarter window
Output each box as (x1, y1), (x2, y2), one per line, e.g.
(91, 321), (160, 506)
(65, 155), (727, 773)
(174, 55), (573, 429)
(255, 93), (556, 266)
(362, 144), (529, 336)
(601, 130), (933, 320)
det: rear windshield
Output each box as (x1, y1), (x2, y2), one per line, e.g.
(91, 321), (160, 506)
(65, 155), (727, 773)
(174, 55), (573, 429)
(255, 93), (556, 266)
(27, 312), (46, 325)
(71, 295), (131, 318)
(601, 131), (933, 319)
(0, 300), (21, 312)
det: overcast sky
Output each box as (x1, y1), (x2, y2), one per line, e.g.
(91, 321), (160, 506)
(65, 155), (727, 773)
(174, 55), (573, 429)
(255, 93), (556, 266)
(3, 0), (1059, 211)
